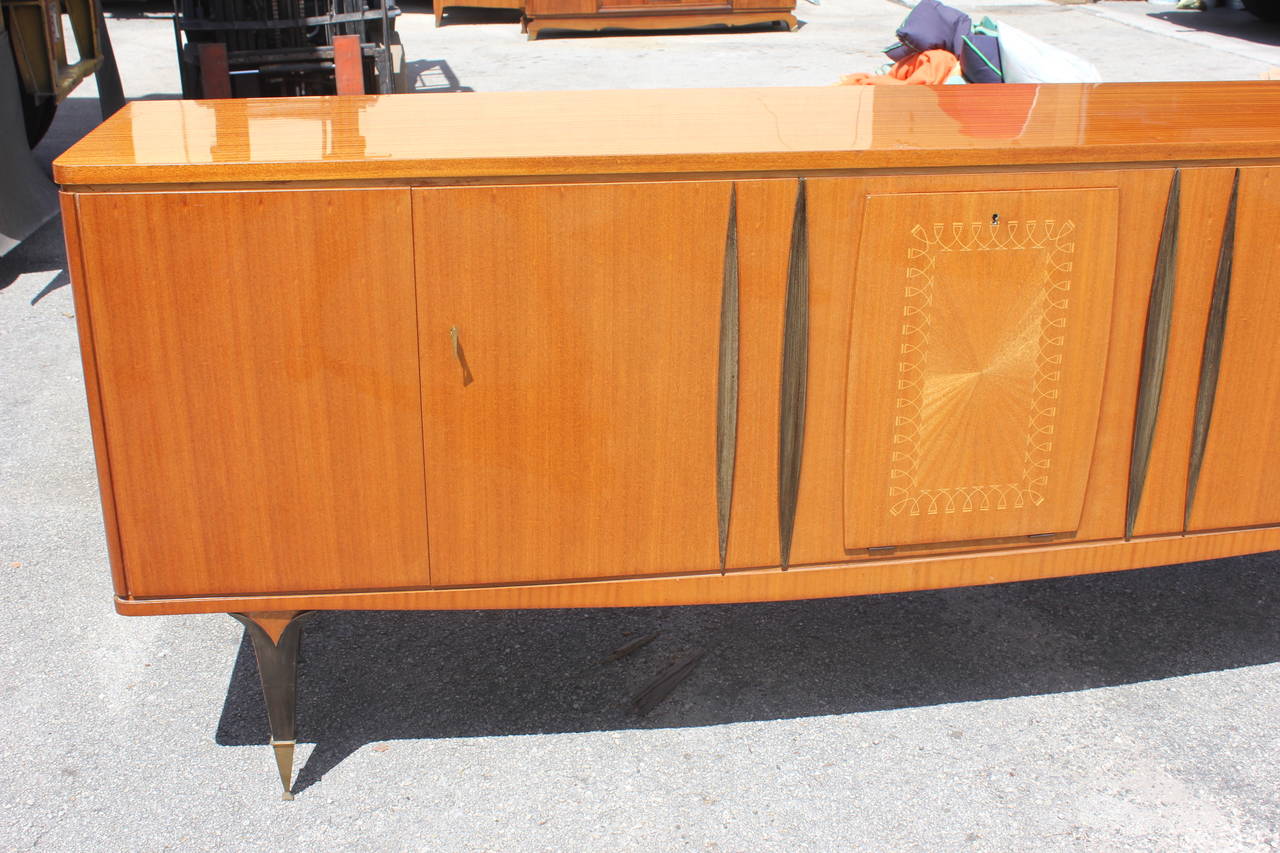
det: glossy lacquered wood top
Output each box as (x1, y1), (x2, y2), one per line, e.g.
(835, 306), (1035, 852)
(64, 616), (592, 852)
(53, 82), (1280, 185)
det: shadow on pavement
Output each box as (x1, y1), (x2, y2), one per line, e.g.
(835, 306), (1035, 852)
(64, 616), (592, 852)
(0, 217), (69, 300)
(406, 59), (475, 92)
(1148, 7), (1280, 46)
(214, 553), (1280, 793)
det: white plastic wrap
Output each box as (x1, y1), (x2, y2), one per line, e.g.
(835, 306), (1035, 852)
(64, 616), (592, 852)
(995, 21), (1103, 84)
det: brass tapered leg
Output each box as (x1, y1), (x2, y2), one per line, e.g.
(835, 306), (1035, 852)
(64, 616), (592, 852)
(271, 741), (296, 798)
(231, 611), (311, 800)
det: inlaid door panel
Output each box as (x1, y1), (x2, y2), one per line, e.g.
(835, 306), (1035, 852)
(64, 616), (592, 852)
(75, 189), (429, 597)
(416, 181), (776, 586)
(1185, 167), (1280, 532)
(843, 187), (1119, 550)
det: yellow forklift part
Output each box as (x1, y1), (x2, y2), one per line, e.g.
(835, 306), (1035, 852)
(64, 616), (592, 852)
(3, 0), (103, 101)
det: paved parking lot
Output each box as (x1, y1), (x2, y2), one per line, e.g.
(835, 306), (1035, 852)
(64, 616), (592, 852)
(3, 1), (1279, 849)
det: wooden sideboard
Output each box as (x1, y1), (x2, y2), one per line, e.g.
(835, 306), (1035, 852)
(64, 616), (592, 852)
(54, 83), (1280, 798)
(521, 0), (796, 39)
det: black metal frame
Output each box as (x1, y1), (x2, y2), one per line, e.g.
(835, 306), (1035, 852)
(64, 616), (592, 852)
(171, 0), (400, 97)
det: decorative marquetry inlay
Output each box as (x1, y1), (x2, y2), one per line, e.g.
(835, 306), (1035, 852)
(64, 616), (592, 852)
(843, 187), (1120, 551)
(891, 218), (1077, 519)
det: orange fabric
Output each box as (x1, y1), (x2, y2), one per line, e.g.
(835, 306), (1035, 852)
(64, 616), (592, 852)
(840, 49), (961, 86)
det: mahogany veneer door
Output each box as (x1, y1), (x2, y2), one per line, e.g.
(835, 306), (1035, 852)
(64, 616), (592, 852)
(73, 189), (429, 597)
(843, 185), (1120, 550)
(415, 181), (745, 586)
(1185, 167), (1280, 532)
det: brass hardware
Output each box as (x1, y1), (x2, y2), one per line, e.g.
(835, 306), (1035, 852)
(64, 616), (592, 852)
(272, 740), (297, 801)
(778, 179), (809, 570)
(1186, 169), (1240, 529)
(450, 325), (474, 386)
(1127, 169), (1181, 539)
(716, 187), (740, 573)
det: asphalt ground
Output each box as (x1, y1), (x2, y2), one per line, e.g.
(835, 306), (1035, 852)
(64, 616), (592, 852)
(2, 0), (1279, 849)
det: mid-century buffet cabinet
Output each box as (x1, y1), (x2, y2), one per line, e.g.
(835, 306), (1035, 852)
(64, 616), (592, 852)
(520, 0), (797, 39)
(53, 83), (1280, 797)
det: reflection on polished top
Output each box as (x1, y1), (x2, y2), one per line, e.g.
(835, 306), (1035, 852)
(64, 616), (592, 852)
(53, 82), (1280, 185)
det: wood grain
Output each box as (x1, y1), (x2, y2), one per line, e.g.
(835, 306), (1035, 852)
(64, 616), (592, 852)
(436, 0), (524, 26)
(1126, 170), (1179, 540)
(59, 193), (128, 597)
(57, 93), (1280, 622)
(526, 11), (793, 38)
(414, 181), (734, 586)
(1186, 170), (1239, 531)
(1129, 168), (1237, 536)
(51, 83), (1280, 186)
(1186, 167), (1280, 531)
(778, 180), (809, 567)
(790, 171), (1166, 566)
(598, 0), (729, 9)
(724, 179), (794, 569)
(114, 524), (1280, 616)
(75, 189), (430, 597)
(524, 0), (592, 13)
(241, 611), (305, 645)
(843, 187), (1119, 549)
(716, 187), (739, 570)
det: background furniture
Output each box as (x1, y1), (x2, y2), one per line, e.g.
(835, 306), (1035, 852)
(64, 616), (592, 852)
(522, 0), (795, 39)
(54, 83), (1280, 797)
(433, 0), (523, 29)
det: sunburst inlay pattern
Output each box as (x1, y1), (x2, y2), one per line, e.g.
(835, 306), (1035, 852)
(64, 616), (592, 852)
(890, 219), (1077, 517)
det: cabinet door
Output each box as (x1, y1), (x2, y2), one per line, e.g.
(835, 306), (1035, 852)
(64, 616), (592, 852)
(843, 186), (1119, 550)
(75, 189), (429, 597)
(415, 182), (737, 586)
(1185, 167), (1280, 532)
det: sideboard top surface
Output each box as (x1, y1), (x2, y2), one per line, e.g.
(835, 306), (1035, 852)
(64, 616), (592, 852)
(54, 82), (1280, 185)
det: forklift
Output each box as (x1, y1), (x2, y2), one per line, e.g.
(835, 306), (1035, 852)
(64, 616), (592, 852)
(172, 0), (405, 98)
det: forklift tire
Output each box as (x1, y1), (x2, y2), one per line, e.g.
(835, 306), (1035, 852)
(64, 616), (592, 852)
(19, 85), (55, 147)
(1242, 0), (1280, 20)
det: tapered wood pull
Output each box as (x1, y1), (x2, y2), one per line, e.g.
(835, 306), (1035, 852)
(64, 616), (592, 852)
(450, 325), (461, 360)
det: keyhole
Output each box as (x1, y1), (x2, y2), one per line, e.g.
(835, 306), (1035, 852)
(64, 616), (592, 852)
(991, 212), (1000, 225)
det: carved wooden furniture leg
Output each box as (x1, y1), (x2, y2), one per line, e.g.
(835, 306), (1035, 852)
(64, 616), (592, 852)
(231, 611), (310, 800)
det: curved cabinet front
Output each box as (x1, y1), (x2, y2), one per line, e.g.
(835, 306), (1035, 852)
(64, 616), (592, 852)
(842, 186), (1120, 551)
